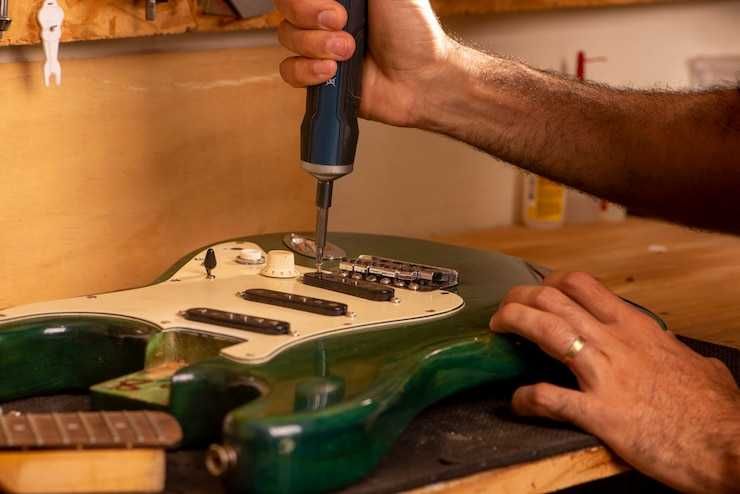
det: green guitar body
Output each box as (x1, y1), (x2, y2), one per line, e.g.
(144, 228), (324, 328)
(0, 233), (598, 493)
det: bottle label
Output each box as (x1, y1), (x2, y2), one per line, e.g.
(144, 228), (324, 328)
(527, 177), (565, 222)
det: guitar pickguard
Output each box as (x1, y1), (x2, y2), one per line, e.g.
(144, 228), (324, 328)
(1, 240), (464, 365)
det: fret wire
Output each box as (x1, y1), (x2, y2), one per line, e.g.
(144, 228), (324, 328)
(0, 415), (13, 447)
(123, 411), (144, 443)
(101, 412), (121, 444)
(27, 415), (44, 447)
(52, 413), (71, 445)
(143, 412), (165, 443)
(78, 412), (96, 445)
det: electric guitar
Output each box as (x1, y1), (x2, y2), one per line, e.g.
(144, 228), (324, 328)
(0, 233), (659, 493)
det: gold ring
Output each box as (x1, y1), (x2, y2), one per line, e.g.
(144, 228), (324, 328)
(564, 337), (586, 360)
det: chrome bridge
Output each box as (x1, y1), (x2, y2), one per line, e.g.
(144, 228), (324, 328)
(337, 256), (459, 292)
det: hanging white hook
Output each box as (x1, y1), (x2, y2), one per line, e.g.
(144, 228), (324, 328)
(37, 0), (64, 87)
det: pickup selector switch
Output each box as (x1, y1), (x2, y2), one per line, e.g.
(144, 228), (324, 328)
(204, 248), (217, 279)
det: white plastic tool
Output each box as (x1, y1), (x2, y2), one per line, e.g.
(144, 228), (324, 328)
(37, 0), (64, 87)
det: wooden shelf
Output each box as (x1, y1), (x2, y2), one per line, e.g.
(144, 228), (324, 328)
(1, 0), (678, 47)
(0, 0), (278, 47)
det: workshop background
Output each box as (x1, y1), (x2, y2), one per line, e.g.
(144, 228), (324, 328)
(1, 0), (739, 309)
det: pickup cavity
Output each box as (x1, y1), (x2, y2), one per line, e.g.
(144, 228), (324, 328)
(241, 289), (348, 317)
(302, 272), (395, 302)
(183, 307), (291, 335)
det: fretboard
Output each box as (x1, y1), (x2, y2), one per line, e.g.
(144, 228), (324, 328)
(0, 411), (182, 450)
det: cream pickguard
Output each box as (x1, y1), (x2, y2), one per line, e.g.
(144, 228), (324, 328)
(1, 241), (464, 364)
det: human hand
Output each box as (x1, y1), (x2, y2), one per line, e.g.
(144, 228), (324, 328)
(274, 0), (452, 127)
(490, 272), (740, 493)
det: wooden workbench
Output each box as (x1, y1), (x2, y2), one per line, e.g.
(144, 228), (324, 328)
(414, 217), (740, 493)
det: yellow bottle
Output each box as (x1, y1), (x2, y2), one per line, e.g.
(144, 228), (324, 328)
(522, 174), (567, 229)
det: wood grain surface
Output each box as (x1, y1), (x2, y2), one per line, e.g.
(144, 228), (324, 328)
(412, 447), (628, 494)
(0, 45), (312, 309)
(2, 0), (197, 46)
(1, 0), (685, 46)
(0, 449), (166, 493)
(437, 218), (740, 349)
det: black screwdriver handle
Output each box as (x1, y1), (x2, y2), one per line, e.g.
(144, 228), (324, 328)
(301, 0), (367, 174)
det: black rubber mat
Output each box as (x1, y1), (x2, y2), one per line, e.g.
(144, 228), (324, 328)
(4, 336), (737, 494)
(344, 335), (740, 494)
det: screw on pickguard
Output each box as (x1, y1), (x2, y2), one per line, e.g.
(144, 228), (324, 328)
(203, 248), (217, 279)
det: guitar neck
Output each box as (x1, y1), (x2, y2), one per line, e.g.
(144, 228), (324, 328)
(0, 411), (182, 450)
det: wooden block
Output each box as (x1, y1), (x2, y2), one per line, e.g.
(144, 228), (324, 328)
(0, 449), (166, 494)
(411, 447), (628, 494)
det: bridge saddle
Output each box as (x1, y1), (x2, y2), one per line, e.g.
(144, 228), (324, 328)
(338, 256), (459, 292)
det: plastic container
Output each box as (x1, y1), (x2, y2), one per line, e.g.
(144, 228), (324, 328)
(522, 174), (567, 229)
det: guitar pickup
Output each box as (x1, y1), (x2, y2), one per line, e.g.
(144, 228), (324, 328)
(240, 289), (348, 317)
(302, 272), (395, 302)
(182, 308), (291, 335)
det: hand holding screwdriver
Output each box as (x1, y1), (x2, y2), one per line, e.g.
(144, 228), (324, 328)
(276, 0), (453, 128)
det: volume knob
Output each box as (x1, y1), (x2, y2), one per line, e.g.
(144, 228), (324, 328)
(261, 250), (299, 279)
(237, 247), (264, 265)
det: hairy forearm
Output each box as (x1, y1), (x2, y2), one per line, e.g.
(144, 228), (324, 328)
(417, 43), (740, 233)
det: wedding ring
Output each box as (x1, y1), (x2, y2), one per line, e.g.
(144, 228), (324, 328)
(564, 336), (586, 360)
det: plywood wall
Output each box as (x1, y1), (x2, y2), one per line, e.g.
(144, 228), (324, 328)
(0, 45), (312, 308)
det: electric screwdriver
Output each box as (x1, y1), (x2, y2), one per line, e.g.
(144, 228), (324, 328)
(301, 0), (367, 271)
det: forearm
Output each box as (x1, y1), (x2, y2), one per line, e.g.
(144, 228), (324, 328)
(417, 43), (740, 233)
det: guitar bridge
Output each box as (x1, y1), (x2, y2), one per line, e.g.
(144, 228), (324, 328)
(338, 256), (459, 292)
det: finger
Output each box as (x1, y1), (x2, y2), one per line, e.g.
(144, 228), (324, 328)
(544, 272), (626, 324)
(705, 357), (737, 386)
(274, 0), (347, 30)
(278, 22), (356, 61)
(280, 57), (337, 87)
(491, 302), (606, 382)
(501, 285), (609, 345)
(512, 383), (592, 428)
